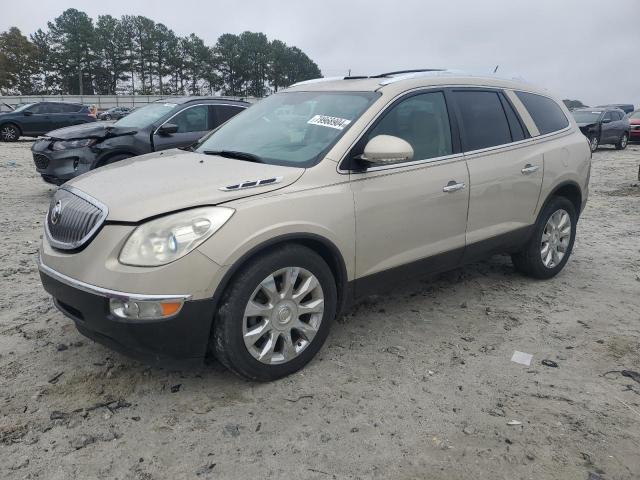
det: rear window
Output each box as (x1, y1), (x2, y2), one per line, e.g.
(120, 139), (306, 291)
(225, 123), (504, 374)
(515, 91), (569, 135)
(453, 90), (512, 151)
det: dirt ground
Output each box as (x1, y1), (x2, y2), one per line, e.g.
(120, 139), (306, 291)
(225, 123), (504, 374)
(1, 139), (639, 480)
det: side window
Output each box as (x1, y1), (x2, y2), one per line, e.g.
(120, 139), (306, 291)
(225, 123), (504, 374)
(515, 91), (569, 135)
(211, 105), (245, 128)
(603, 112), (614, 122)
(59, 104), (81, 113)
(171, 105), (209, 133)
(366, 91), (452, 161)
(453, 90), (512, 150)
(30, 103), (48, 114)
(48, 104), (67, 114)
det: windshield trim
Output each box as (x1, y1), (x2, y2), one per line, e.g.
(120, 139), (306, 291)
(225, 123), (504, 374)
(194, 91), (381, 169)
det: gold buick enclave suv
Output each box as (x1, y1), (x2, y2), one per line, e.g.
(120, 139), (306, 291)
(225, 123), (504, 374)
(38, 70), (591, 380)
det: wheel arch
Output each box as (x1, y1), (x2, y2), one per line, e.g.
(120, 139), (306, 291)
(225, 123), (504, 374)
(544, 181), (583, 218)
(96, 150), (137, 167)
(210, 233), (351, 318)
(0, 121), (22, 135)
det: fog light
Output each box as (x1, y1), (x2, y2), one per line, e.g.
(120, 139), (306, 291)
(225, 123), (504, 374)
(109, 298), (184, 320)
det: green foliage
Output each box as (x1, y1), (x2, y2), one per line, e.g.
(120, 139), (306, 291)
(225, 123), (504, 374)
(0, 8), (322, 96)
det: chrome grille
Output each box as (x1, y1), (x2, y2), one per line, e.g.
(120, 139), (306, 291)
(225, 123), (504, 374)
(45, 187), (108, 250)
(33, 153), (49, 169)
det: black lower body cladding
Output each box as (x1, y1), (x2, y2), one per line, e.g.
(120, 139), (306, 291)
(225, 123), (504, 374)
(39, 270), (215, 368)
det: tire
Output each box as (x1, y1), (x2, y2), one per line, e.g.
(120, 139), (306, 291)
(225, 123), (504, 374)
(104, 115), (112, 120)
(212, 244), (337, 381)
(588, 135), (599, 152)
(615, 133), (628, 150)
(511, 196), (577, 279)
(96, 153), (132, 168)
(0, 123), (20, 142)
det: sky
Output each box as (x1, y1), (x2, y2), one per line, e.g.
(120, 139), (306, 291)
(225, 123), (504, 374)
(1, 0), (638, 107)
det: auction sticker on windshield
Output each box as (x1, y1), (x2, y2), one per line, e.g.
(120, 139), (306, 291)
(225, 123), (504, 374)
(307, 115), (351, 130)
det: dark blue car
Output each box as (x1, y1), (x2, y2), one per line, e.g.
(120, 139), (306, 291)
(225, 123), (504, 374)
(0, 102), (95, 142)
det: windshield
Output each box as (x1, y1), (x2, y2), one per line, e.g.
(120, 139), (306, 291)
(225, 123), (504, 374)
(629, 111), (640, 120)
(13, 103), (34, 113)
(114, 102), (177, 128)
(195, 91), (379, 167)
(572, 111), (602, 123)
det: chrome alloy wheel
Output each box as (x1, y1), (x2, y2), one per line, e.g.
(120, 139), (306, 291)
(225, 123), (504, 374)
(589, 136), (599, 152)
(540, 209), (571, 268)
(621, 134), (628, 148)
(242, 267), (324, 365)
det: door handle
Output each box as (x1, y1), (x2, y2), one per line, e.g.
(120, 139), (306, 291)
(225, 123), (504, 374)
(443, 181), (466, 193)
(521, 164), (540, 175)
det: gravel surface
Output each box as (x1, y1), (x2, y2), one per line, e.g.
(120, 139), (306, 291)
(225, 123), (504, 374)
(1, 140), (639, 480)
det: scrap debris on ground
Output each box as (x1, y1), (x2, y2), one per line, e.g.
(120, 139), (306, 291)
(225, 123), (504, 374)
(1, 140), (639, 479)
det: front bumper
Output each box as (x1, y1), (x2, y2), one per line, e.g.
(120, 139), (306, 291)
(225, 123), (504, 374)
(31, 139), (98, 184)
(39, 260), (216, 368)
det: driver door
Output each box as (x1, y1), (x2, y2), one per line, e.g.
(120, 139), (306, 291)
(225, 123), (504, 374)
(348, 90), (469, 294)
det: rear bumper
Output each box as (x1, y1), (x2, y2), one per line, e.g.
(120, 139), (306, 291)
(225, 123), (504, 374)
(39, 261), (215, 368)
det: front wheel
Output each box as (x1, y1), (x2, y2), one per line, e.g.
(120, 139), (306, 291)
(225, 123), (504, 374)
(588, 135), (599, 152)
(615, 133), (628, 150)
(0, 124), (20, 142)
(212, 244), (337, 381)
(511, 196), (577, 279)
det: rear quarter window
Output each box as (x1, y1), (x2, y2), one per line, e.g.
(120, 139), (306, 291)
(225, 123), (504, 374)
(515, 91), (569, 135)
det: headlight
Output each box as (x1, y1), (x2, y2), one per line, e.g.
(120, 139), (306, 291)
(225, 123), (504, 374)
(52, 138), (97, 150)
(119, 207), (234, 266)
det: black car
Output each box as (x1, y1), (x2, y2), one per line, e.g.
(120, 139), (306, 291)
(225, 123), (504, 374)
(97, 106), (132, 121)
(0, 102), (95, 142)
(32, 97), (248, 185)
(572, 107), (630, 152)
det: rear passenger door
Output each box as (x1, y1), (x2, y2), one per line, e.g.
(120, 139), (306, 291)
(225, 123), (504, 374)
(451, 88), (543, 254)
(349, 90), (469, 288)
(153, 104), (211, 151)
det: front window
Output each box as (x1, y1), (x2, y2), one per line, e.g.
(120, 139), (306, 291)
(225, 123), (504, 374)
(572, 111), (602, 123)
(114, 102), (177, 129)
(195, 91), (379, 167)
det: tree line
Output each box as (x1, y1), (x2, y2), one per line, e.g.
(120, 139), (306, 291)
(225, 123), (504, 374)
(0, 8), (322, 97)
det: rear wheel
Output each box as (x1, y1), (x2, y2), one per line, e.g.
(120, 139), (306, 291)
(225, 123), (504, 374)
(615, 133), (628, 150)
(588, 135), (599, 152)
(0, 123), (20, 142)
(212, 244), (337, 381)
(511, 196), (577, 279)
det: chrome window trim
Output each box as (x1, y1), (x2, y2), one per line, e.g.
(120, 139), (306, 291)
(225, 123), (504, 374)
(153, 103), (247, 136)
(38, 256), (192, 302)
(44, 185), (109, 251)
(337, 84), (575, 174)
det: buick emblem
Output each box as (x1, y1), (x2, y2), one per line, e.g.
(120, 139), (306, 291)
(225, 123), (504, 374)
(51, 200), (63, 225)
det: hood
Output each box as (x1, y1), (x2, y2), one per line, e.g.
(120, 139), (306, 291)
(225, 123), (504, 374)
(66, 149), (305, 222)
(629, 118), (640, 125)
(46, 121), (133, 140)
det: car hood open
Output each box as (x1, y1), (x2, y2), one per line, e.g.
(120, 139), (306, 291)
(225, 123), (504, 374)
(46, 122), (135, 140)
(65, 149), (305, 222)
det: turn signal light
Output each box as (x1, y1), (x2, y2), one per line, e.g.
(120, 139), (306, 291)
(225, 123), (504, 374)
(109, 299), (184, 320)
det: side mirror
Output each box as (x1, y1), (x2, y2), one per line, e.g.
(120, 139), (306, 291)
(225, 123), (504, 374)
(23, 111), (33, 116)
(157, 123), (178, 136)
(602, 118), (612, 124)
(360, 135), (414, 165)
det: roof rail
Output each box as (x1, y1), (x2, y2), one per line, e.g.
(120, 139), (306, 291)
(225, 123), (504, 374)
(377, 69), (530, 86)
(370, 69), (444, 78)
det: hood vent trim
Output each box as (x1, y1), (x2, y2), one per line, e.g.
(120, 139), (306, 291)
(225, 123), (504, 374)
(220, 176), (283, 192)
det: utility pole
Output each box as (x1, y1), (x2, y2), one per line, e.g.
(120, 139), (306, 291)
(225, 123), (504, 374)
(78, 68), (83, 95)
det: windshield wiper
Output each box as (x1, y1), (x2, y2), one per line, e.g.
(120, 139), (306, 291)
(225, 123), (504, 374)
(202, 150), (264, 163)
